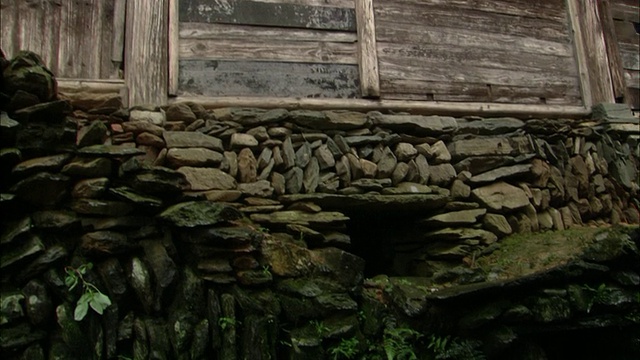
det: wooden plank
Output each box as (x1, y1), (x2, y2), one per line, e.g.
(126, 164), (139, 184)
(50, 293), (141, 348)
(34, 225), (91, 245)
(380, 78), (582, 103)
(378, 58), (580, 90)
(57, 0), (80, 78)
(613, 20), (640, 47)
(169, 0), (180, 95)
(17, 0), (44, 56)
(179, 38), (357, 64)
(42, 0), (62, 72)
(376, 22), (574, 58)
(125, 0), (169, 105)
(86, 0), (104, 78)
(377, 42), (578, 76)
(252, 0), (354, 8)
(170, 95), (591, 119)
(57, 78), (126, 93)
(179, 0), (356, 31)
(112, 0), (126, 62)
(380, 0), (566, 21)
(99, 0), (120, 79)
(0, 0), (19, 57)
(179, 22), (356, 43)
(373, 1), (570, 43)
(178, 60), (360, 98)
(355, 0), (379, 98)
(577, 0), (615, 104)
(625, 69), (640, 89)
(620, 46), (640, 70)
(610, 2), (639, 22)
(566, 0), (594, 109)
(598, 0), (628, 101)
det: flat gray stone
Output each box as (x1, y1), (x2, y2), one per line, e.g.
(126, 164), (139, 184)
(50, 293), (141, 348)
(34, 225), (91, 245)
(472, 182), (530, 212)
(422, 209), (487, 227)
(482, 213), (512, 237)
(369, 112), (458, 135)
(177, 167), (236, 191)
(77, 145), (145, 157)
(230, 133), (259, 148)
(166, 148), (224, 168)
(448, 138), (514, 160)
(163, 131), (223, 151)
(469, 164), (532, 184)
(12, 154), (72, 177)
(457, 117), (524, 135)
(158, 201), (243, 227)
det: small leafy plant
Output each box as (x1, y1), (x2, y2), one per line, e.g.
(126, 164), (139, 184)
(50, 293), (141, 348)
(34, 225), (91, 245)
(428, 335), (485, 360)
(218, 316), (237, 331)
(383, 327), (422, 360)
(582, 283), (611, 313)
(310, 320), (329, 336)
(330, 337), (360, 360)
(64, 263), (112, 321)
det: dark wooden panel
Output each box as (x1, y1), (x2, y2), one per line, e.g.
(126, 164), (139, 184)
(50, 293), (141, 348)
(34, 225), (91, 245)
(373, 0), (570, 42)
(610, 1), (639, 22)
(179, 38), (357, 64)
(613, 20), (640, 47)
(179, 0), (356, 31)
(178, 60), (360, 98)
(376, 22), (574, 57)
(180, 22), (357, 42)
(377, 42), (578, 75)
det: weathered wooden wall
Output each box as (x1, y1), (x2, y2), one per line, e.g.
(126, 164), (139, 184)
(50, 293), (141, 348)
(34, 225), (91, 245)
(610, 0), (639, 109)
(176, 0), (360, 99)
(0, 0), (123, 80)
(373, 0), (582, 105)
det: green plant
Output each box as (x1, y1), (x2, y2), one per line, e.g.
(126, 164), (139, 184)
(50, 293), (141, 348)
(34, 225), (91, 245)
(582, 283), (611, 313)
(383, 327), (422, 360)
(428, 335), (485, 360)
(218, 317), (237, 331)
(262, 265), (272, 276)
(64, 263), (112, 321)
(310, 320), (329, 336)
(330, 337), (359, 360)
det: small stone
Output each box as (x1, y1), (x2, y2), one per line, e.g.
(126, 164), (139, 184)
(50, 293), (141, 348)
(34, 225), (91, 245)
(165, 103), (196, 123)
(71, 198), (133, 216)
(450, 179), (471, 199)
(282, 137), (296, 170)
(336, 156), (351, 186)
(391, 162), (409, 185)
(346, 153), (363, 180)
(224, 151), (238, 178)
(271, 172), (286, 196)
(472, 182), (530, 212)
(176, 167), (235, 192)
(314, 145), (335, 170)
(303, 158), (320, 193)
(426, 140), (451, 164)
(257, 147), (273, 170)
(428, 163), (456, 187)
(163, 131), (223, 151)
(482, 213), (512, 237)
(130, 109), (166, 126)
(166, 148), (224, 168)
(376, 146), (397, 178)
(72, 177), (109, 198)
(285, 167), (304, 194)
(295, 142), (312, 168)
(237, 148), (258, 183)
(136, 132), (165, 148)
(414, 155), (430, 184)
(122, 121), (164, 137)
(61, 157), (112, 177)
(230, 133), (259, 148)
(238, 180), (274, 197)
(77, 120), (108, 147)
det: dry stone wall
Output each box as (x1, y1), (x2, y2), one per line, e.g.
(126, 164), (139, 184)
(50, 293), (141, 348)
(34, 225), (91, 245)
(1, 51), (639, 359)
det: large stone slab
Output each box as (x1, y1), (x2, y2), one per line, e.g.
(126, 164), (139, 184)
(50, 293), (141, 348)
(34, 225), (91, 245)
(166, 148), (224, 168)
(471, 182), (530, 212)
(469, 164), (532, 184)
(368, 112), (458, 135)
(177, 167), (236, 191)
(456, 117), (524, 135)
(163, 131), (223, 151)
(448, 138), (514, 160)
(279, 193), (449, 212)
(250, 211), (349, 228)
(158, 201), (243, 227)
(421, 209), (487, 227)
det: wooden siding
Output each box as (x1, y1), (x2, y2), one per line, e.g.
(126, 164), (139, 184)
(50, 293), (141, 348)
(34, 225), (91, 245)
(176, 0), (359, 99)
(611, 0), (639, 109)
(373, 0), (582, 105)
(0, 0), (122, 80)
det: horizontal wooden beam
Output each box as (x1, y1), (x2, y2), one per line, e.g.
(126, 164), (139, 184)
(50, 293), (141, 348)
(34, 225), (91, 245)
(57, 79), (126, 93)
(170, 96), (591, 119)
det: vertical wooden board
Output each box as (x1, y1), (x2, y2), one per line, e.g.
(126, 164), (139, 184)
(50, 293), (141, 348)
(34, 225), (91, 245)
(169, 0), (180, 95)
(355, 0), (380, 98)
(111, 0), (126, 62)
(0, 0), (18, 57)
(567, 0), (593, 109)
(17, 0), (45, 56)
(85, 0), (104, 78)
(58, 0), (83, 78)
(179, 0), (356, 31)
(125, 0), (169, 105)
(178, 60), (360, 98)
(598, 0), (628, 100)
(99, 0), (119, 79)
(41, 0), (62, 73)
(579, 0), (615, 104)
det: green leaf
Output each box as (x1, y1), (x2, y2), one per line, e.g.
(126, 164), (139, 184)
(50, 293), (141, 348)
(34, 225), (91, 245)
(74, 293), (92, 321)
(89, 292), (112, 315)
(65, 275), (78, 290)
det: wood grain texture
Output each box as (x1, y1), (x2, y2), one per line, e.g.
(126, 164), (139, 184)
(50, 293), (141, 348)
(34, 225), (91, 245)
(598, 0), (628, 100)
(252, 0), (354, 8)
(179, 0), (356, 31)
(0, 0), (19, 57)
(373, 0), (570, 43)
(567, 0), (594, 109)
(42, 0), (62, 72)
(376, 22), (574, 57)
(169, 0), (180, 95)
(171, 95), (591, 119)
(178, 60), (360, 98)
(355, 0), (379, 97)
(111, 0), (126, 62)
(179, 38), (357, 64)
(180, 22), (356, 42)
(126, 0), (169, 105)
(577, 0), (615, 104)
(610, 1), (639, 22)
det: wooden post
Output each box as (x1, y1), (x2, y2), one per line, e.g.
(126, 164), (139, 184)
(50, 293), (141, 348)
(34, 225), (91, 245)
(125, 0), (169, 106)
(355, 0), (380, 98)
(168, 0), (179, 96)
(597, 0), (628, 102)
(567, 0), (615, 107)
